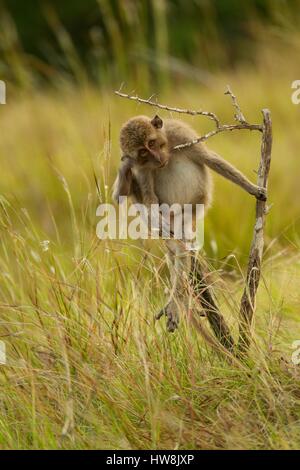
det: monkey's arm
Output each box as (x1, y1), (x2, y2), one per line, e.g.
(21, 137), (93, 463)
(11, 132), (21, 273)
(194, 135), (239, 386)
(113, 158), (153, 205)
(112, 158), (134, 203)
(189, 146), (266, 201)
(135, 169), (167, 235)
(113, 160), (163, 233)
(135, 169), (159, 205)
(116, 163), (166, 236)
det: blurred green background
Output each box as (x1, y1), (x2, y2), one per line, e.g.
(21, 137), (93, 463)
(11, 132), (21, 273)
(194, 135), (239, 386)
(1, 0), (300, 89)
(0, 0), (300, 259)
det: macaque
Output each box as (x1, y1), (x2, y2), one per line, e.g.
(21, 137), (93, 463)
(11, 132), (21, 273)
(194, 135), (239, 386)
(113, 114), (267, 331)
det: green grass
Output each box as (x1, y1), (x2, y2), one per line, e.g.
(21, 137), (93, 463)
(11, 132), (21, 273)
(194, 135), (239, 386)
(0, 207), (300, 449)
(1, 39), (300, 449)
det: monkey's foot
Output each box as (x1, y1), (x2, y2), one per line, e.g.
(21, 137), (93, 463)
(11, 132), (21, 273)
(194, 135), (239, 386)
(166, 310), (179, 332)
(156, 302), (179, 333)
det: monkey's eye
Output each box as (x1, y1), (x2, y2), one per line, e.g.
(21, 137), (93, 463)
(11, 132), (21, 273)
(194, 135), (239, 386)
(148, 139), (156, 148)
(139, 148), (148, 158)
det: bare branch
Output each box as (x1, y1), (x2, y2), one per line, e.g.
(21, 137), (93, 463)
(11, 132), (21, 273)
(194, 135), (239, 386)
(224, 85), (247, 124)
(174, 123), (262, 150)
(114, 90), (220, 127)
(115, 87), (263, 152)
(238, 109), (272, 354)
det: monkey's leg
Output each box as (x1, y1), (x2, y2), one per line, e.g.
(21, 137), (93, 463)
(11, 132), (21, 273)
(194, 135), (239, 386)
(190, 256), (235, 351)
(155, 246), (176, 330)
(158, 240), (192, 332)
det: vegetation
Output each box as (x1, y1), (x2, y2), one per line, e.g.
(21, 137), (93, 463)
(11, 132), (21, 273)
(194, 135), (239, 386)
(0, 0), (300, 450)
(2, 0), (300, 89)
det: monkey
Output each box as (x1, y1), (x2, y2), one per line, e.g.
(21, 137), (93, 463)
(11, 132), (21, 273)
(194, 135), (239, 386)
(113, 114), (266, 210)
(112, 114), (267, 332)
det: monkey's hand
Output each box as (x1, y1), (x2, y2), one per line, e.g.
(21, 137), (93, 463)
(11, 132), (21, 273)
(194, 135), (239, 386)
(255, 186), (267, 202)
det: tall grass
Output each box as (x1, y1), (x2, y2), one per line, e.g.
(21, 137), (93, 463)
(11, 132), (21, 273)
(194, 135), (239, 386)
(0, 186), (300, 449)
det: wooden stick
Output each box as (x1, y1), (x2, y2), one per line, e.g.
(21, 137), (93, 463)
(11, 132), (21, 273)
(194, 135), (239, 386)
(238, 109), (272, 353)
(224, 85), (247, 124)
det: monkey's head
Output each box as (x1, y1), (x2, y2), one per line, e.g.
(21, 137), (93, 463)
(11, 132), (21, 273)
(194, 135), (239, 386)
(120, 115), (169, 169)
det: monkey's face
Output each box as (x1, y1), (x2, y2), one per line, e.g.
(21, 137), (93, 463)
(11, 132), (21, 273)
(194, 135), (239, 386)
(120, 115), (170, 169)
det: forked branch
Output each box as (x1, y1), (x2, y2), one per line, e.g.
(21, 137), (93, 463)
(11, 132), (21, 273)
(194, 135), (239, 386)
(238, 110), (272, 353)
(115, 86), (263, 151)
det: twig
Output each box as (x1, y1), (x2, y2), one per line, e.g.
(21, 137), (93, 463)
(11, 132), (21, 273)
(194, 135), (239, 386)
(115, 90), (220, 126)
(115, 88), (263, 151)
(174, 123), (262, 150)
(224, 85), (247, 124)
(238, 109), (272, 354)
(175, 86), (263, 148)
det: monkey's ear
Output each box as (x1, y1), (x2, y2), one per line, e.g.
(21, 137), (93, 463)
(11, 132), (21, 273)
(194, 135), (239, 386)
(151, 115), (163, 129)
